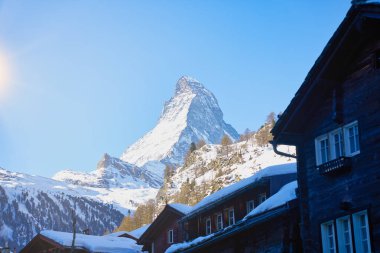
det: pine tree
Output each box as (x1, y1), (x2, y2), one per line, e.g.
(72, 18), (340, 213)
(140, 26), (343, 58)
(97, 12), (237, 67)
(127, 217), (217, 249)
(221, 134), (232, 156)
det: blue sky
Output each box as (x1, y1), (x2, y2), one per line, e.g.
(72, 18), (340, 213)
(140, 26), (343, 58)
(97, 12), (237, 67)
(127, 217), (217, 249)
(0, 1), (351, 177)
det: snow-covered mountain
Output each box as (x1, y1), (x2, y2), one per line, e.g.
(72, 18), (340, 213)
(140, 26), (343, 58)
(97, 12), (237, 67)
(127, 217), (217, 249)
(120, 76), (240, 168)
(0, 167), (124, 250)
(53, 153), (162, 189)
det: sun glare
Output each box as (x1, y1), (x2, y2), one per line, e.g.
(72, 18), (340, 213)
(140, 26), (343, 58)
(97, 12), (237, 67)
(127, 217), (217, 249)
(0, 49), (11, 101)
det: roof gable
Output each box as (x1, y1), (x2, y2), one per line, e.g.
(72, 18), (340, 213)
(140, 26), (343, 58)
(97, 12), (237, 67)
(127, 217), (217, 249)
(272, 3), (380, 144)
(138, 204), (186, 243)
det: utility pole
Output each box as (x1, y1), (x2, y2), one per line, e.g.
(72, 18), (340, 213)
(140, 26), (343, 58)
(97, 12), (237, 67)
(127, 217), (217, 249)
(71, 205), (77, 253)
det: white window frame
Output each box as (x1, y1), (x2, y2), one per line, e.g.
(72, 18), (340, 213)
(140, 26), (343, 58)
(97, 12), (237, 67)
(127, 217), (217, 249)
(315, 134), (330, 165)
(352, 210), (371, 253)
(344, 121), (360, 156)
(246, 200), (255, 214)
(321, 221), (337, 253)
(215, 213), (223, 231)
(228, 208), (235, 226)
(167, 229), (174, 244)
(315, 121), (360, 165)
(205, 217), (211, 235)
(329, 129), (345, 159)
(258, 193), (267, 204)
(336, 216), (353, 253)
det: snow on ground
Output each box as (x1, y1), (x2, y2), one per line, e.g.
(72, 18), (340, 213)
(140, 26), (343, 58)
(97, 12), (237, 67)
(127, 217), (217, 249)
(0, 224), (13, 241)
(40, 230), (142, 253)
(170, 142), (295, 193)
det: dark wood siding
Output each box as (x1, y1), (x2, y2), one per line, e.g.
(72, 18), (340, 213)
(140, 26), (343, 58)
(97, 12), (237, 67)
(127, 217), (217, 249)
(188, 210), (301, 253)
(297, 39), (380, 252)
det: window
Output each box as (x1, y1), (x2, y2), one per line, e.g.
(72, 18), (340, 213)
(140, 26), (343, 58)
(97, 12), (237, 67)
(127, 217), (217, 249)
(216, 213), (223, 231)
(330, 130), (344, 159)
(228, 208), (235, 226)
(344, 122), (360, 156)
(353, 211), (371, 253)
(167, 229), (174, 244)
(205, 217), (211, 235)
(321, 211), (372, 253)
(321, 221), (337, 253)
(258, 193), (267, 204)
(336, 216), (353, 253)
(246, 200), (255, 214)
(315, 121), (360, 165)
(316, 136), (330, 164)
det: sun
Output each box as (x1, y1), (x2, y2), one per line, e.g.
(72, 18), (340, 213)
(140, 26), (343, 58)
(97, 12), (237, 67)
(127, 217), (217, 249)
(0, 48), (11, 101)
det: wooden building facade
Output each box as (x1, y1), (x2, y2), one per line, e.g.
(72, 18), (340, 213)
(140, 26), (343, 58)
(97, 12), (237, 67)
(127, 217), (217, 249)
(272, 3), (380, 253)
(139, 167), (297, 253)
(180, 173), (297, 241)
(179, 200), (301, 253)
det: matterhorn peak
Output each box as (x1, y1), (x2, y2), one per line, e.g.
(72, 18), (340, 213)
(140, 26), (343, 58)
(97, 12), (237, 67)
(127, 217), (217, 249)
(175, 76), (203, 94)
(120, 76), (239, 170)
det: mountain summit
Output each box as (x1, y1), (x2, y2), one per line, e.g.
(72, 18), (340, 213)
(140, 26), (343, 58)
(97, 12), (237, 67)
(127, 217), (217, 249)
(120, 76), (239, 167)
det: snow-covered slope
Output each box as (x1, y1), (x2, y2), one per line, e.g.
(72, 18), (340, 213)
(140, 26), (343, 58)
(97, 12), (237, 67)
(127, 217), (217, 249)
(121, 76), (240, 168)
(53, 153), (162, 188)
(156, 139), (296, 210)
(0, 167), (124, 250)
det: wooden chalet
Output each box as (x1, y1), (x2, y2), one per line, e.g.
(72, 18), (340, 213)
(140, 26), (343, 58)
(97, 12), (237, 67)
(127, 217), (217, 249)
(20, 233), (87, 253)
(271, 2), (380, 253)
(179, 166), (297, 242)
(139, 164), (297, 253)
(167, 182), (301, 253)
(138, 203), (192, 253)
(20, 230), (142, 253)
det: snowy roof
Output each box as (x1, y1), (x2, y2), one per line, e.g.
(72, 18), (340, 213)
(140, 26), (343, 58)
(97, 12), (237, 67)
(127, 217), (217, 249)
(353, 0), (380, 4)
(40, 230), (142, 253)
(107, 224), (150, 240)
(165, 180), (298, 253)
(243, 180), (297, 220)
(128, 224), (151, 239)
(184, 163), (296, 217)
(168, 203), (193, 214)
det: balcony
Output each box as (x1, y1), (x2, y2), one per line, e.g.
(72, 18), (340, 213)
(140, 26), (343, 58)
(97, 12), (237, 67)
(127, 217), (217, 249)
(317, 157), (352, 175)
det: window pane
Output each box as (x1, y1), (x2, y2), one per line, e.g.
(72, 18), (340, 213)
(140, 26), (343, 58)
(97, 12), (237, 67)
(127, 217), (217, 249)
(353, 211), (371, 253)
(347, 125), (360, 154)
(333, 132), (344, 158)
(320, 139), (329, 163)
(322, 222), (336, 253)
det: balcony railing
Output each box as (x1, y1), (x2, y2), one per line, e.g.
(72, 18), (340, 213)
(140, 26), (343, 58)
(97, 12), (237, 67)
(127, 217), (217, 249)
(317, 157), (352, 175)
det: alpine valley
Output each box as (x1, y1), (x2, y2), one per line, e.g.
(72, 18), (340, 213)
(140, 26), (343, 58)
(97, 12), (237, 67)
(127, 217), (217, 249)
(0, 76), (295, 250)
